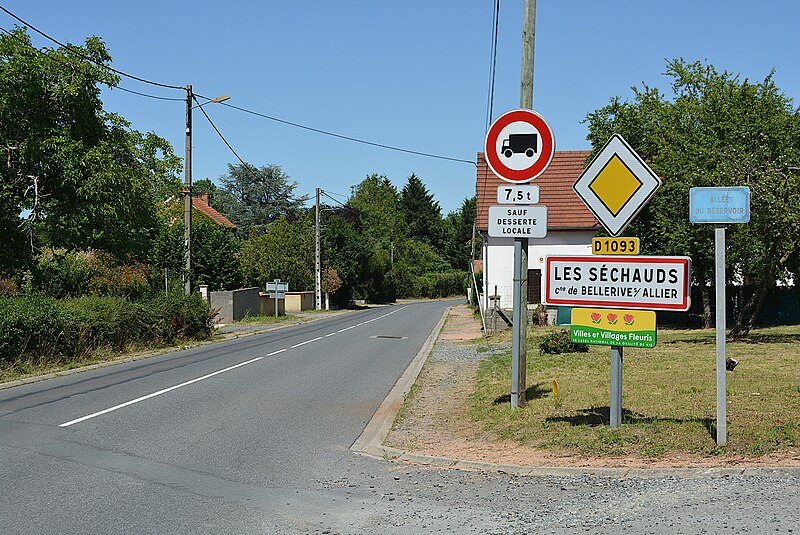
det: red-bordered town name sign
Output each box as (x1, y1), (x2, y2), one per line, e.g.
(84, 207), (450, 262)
(484, 109), (555, 183)
(544, 255), (692, 311)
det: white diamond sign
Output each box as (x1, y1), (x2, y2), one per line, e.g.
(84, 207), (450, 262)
(573, 134), (662, 236)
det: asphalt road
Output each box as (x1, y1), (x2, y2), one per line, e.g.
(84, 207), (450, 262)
(1, 298), (798, 534)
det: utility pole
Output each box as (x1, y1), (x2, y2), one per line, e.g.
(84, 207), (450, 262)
(511, 0), (536, 409)
(315, 187), (322, 310)
(184, 84), (193, 295)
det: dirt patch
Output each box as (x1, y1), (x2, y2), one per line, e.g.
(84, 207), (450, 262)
(386, 305), (800, 469)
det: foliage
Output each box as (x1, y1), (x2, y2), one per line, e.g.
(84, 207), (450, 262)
(585, 59), (800, 333)
(215, 162), (308, 237)
(348, 174), (406, 248)
(321, 267), (342, 294)
(443, 196), (479, 270)
(321, 209), (370, 306)
(538, 329), (589, 354)
(0, 293), (214, 367)
(0, 28), (181, 264)
(149, 206), (241, 292)
(399, 173), (446, 249)
(239, 215), (314, 291)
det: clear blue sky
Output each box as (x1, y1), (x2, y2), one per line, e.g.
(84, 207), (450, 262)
(3, 1), (799, 213)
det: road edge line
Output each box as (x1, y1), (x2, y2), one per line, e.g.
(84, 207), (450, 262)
(351, 305), (451, 455)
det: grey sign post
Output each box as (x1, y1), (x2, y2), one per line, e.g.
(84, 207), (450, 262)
(690, 186), (750, 446)
(266, 278), (289, 318)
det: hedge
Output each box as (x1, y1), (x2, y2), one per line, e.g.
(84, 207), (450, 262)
(0, 294), (215, 365)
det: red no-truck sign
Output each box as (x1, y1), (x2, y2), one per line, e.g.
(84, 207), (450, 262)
(484, 109), (555, 183)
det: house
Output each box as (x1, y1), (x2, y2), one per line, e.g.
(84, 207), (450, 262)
(192, 192), (236, 229)
(475, 150), (598, 310)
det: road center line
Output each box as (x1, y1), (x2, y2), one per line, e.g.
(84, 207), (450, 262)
(325, 333), (336, 337)
(59, 355), (265, 428)
(290, 336), (323, 349)
(267, 348), (287, 356)
(337, 326), (356, 333)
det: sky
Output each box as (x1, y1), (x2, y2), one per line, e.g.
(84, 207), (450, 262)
(3, 1), (799, 214)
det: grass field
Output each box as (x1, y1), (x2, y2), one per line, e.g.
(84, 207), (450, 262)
(469, 324), (800, 458)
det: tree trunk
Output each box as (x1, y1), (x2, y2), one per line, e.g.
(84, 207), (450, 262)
(730, 248), (777, 340)
(700, 281), (713, 329)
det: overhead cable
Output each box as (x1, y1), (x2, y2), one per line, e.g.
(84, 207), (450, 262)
(0, 5), (184, 90)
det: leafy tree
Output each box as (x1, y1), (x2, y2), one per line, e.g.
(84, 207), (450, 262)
(192, 178), (218, 203)
(348, 174), (406, 248)
(0, 27), (181, 265)
(321, 209), (370, 306)
(399, 173), (446, 250)
(238, 215), (314, 291)
(585, 59), (800, 333)
(443, 196), (478, 270)
(149, 207), (241, 292)
(215, 163), (308, 237)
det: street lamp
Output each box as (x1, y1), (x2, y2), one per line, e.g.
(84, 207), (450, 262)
(183, 85), (230, 295)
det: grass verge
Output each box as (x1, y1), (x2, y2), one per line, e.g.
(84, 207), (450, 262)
(469, 324), (800, 458)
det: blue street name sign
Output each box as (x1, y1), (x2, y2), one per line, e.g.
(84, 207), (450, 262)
(690, 187), (750, 224)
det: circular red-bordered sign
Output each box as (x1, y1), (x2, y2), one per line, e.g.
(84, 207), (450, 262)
(484, 109), (555, 183)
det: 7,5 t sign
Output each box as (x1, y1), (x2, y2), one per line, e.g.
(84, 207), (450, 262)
(544, 255), (691, 311)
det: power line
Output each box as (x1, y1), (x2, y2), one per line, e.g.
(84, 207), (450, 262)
(112, 85), (185, 101)
(198, 97), (476, 167)
(192, 94), (261, 182)
(485, 0), (500, 133)
(320, 190), (348, 208)
(0, 5), (183, 91)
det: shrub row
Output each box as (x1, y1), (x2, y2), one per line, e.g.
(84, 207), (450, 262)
(408, 271), (468, 299)
(0, 294), (215, 365)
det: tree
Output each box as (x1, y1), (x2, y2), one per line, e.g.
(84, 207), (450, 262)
(399, 173), (446, 250)
(149, 207), (241, 291)
(215, 163), (308, 237)
(238, 215), (314, 291)
(443, 196), (478, 270)
(348, 174), (406, 248)
(321, 209), (370, 306)
(0, 28), (181, 266)
(585, 59), (800, 333)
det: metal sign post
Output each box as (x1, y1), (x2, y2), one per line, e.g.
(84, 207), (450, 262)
(714, 224), (727, 445)
(689, 186), (750, 446)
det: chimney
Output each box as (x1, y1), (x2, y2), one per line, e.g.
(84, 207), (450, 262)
(197, 192), (209, 205)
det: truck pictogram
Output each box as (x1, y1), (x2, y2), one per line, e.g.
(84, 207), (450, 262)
(502, 133), (538, 158)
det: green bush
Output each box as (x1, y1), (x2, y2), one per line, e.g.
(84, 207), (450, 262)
(0, 294), (216, 366)
(539, 329), (589, 354)
(408, 271), (467, 299)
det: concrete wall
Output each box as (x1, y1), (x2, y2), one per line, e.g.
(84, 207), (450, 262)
(209, 287), (261, 323)
(483, 230), (594, 309)
(285, 291), (315, 312)
(259, 293), (286, 316)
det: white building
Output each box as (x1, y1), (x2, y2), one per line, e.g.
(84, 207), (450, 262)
(476, 150), (599, 310)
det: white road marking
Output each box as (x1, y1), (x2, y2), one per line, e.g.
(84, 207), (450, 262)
(59, 306), (411, 427)
(290, 336), (323, 349)
(59, 355), (265, 427)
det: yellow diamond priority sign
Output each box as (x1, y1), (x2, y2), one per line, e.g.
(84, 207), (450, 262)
(574, 134), (661, 236)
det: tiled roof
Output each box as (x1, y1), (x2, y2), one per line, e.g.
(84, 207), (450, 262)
(476, 150), (599, 231)
(192, 194), (236, 228)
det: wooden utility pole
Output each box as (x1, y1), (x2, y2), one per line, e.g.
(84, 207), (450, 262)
(511, 0), (536, 409)
(315, 187), (322, 310)
(183, 84), (193, 295)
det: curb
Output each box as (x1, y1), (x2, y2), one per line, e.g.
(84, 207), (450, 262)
(352, 306), (800, 479)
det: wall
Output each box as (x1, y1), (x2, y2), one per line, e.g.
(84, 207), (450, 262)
(285, 291), (315, 312)
(259, 293), (286, 317)
(209, 287), (261, 323)
(484, 230), (594, 309)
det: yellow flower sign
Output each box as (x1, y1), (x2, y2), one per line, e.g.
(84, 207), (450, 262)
(570, 307), (657, 348)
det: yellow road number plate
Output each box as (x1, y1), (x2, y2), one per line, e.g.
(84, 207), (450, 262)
(592, 237), (639, 255)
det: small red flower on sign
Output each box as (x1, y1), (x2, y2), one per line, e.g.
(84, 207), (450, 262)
(607, 313), (618, 325)
(624, 314), (635, 326)
(591, 312), (602, 324)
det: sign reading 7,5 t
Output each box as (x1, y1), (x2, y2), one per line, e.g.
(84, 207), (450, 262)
(496, 185), (540, 205)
